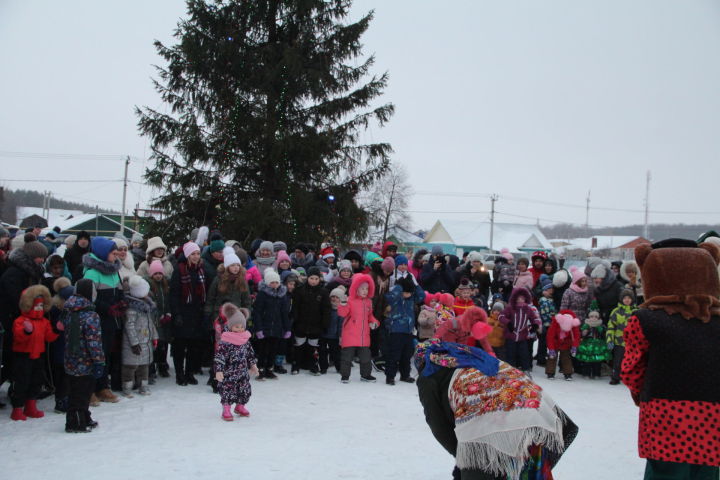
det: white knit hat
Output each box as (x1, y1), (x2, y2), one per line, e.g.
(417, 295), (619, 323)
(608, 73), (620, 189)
(223, 247), (241, 268)
(329, 285), (347, 302)
(128, 275), (150, 298)
(264, 269), (281, 284)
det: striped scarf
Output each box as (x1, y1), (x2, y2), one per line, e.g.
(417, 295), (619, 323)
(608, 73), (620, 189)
(178, 261), (206, 305)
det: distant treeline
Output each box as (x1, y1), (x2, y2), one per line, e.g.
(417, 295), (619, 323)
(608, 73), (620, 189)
(540, 223), (718, 242)
(0, 188), (117, 224)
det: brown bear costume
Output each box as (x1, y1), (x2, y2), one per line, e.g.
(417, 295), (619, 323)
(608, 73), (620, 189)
(621, 238), (720, 479)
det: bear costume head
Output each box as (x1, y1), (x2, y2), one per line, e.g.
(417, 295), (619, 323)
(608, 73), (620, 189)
(635, 238), (720, 322)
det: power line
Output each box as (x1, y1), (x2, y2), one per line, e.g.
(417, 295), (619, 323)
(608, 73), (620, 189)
(0, 150), (140, 162)
(0, 178), (121, 183)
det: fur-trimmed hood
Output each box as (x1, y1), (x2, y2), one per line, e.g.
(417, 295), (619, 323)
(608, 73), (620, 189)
(126, 294), (156, 314)
(508, 287), (532, 308)
(20, 285), (52, 313)
(620, 260), (641, 282)
(8, 248), (44, 280)
(82, 252), (122, 274)
(349, 273), (376, 300)
(258, 282), (287, 298)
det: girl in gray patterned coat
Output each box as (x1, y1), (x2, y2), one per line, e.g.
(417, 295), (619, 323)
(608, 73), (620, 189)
(214, 304), (259, 421)
(121, 276), (158, 397)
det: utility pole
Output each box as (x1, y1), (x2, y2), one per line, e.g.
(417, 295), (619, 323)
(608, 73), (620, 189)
(120, 156), (130, 235)
(46, 191), (51, 225)
(585, 190), (591, 237)
(489, 194), (498, 251)
(644, 170), (651, 239)
(95, 204), (99, 236)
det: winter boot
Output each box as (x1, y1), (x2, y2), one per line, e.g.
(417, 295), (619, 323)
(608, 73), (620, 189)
(400, 376), (415, 384)
(89, 393), (100, 407)
(10, 407), (27, 421)
(221, 404), (233, 421)
(564, 374), (573, 381)
(97, 388), (119, 403)
(158, 364), (170, 378)
(234, 404), (250, 417)
(361, 375), (377, 383)
(264, 368), (278, 380)
(341, 376), (350, 384)
(122, 382), (135, 398)
(139, 380), (151, 396)
(23, 399), (45, 418)
(291, 362), (300, 375)
(54, 397), (69, 414)
(85, 411), (99, 429)
(65, 411), (91, 433)
(274, 355), (287, 374)
(386, 378), (395, 386)
(185, 373), (199, 385)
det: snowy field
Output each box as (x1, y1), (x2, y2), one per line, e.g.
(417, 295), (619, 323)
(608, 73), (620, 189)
(0, 364), (645, 480)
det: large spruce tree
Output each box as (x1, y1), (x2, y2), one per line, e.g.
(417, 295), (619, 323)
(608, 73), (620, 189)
(137, 0), (393, 246)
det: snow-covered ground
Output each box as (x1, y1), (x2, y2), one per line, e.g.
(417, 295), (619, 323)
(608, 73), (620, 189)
(0, 364), (645, 480)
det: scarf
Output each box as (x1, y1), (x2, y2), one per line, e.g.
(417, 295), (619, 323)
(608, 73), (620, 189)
(641, 294), (720, 323)
(255, 256), (275, 266)
(178, 261), (206, 305)
(220, 330), (251, 346)
(415, 339), (499, 378)
(569, 282), (587, 293)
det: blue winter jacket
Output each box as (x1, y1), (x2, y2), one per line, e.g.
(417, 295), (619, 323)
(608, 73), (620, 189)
(323, 309), (344, 339)
(60, 295), (105, 376)
(384, 284), (426, 334)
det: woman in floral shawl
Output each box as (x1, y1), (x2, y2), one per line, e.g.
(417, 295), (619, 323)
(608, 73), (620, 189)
(415, 339), (578, 479)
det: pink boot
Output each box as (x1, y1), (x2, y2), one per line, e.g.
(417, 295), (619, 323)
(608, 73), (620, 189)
(234, 404), (250, 417)
(221, 404), (233, 421)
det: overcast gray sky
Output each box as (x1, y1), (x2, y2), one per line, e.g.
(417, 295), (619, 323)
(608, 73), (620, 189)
(2, 0), (719, 231)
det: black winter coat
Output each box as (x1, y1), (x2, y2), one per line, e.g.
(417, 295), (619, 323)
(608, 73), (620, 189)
(459, 264), (492, 299)
(292, 283), (331, 338)
(65, 244), (90, 282)
(169, 260), (208, 340)
(0, 249), (43, 331)
(594, 280), (623, 324)
(252, 284), (291, 338)
(420, 262), (456, 294)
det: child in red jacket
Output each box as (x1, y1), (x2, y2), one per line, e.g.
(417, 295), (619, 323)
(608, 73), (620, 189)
(337, 273), (379, 383)
(452, 280), (475, 317)
(11, 285), (58, 421)
(545, 309), (581, 381)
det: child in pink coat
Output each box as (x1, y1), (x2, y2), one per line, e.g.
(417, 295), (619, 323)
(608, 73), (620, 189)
(337, 273), (379, 383)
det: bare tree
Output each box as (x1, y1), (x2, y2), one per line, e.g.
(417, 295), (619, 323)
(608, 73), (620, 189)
(365, 163), (413, 243)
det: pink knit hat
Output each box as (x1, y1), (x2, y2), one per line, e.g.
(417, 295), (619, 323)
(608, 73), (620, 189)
(276, 250), (291, 265)
(381, 256), (395, 275)
(149, 259), (164, 276)
(183, 242), (200, 259)
(501, 248), (514, 262)
(569, 265), (585, 284)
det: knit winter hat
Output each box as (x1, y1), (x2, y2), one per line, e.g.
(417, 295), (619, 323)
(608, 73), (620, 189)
(307, 266), (322, 279)
(182, 241), (200, 259)
(146, 236), (167, 254)
(552, 269), (570, 288)
(223, 247), (242, 268)
(381, 256), (395, 275)
(128, 275), (150, 298)
(330, 285), (348, 302)
(22, 233), (48, 260)
(619, 288), (636, 303)
(431, 245), (444, 256)
(264, 269), (281, 284)
(112, 237), (128, 249)
(501, 248), (514, 262)
(91, 237), (117, 262)
(258, 241), (274, 255)
(491, 301), (505, 312)
(281, 270), (299, 285)
(236, 248), (248, 266)
(394, 255), (409, 266)
(468, 251), (482, 263)
(149, 259), (164, 276)
(273, 241), (287, 253)
(423, 292), (438, 306)
(208, 239), (225, 254)
(222, 303), (248, 329)
(337, 260), (352, 272)
(540, 274), (553, 291)
(591, 263), (608, 279)
(295, 267), (306, 277)
(131, 232), (143, 244)
(195, 226), (209, 247)
(364, 251), (381, 266)
(75, 278), (96, 302)
(569, 266), (585, 285)
(457, 278), (473, 290)
(276, 250), (291, 265)
(471, 321), (493, 341)
(439, 293), (454, 307)
(555, 311), (580, 332)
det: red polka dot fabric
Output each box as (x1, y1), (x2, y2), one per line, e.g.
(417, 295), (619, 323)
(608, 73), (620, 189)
(639, 399), (720, 466)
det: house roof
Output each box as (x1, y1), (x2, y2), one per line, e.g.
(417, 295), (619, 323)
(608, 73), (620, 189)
(16, 206), (85, 225)
(424, 219), (553, 252)
(557, 236), (642, 251)
(369, 226), (424, 244)
(40, 213), (140, 236)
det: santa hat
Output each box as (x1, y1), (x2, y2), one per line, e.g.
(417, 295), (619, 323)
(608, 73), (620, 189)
(320, 247), (335, 260)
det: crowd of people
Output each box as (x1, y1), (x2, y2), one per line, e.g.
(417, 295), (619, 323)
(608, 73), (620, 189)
(0, 224), (642, 431)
